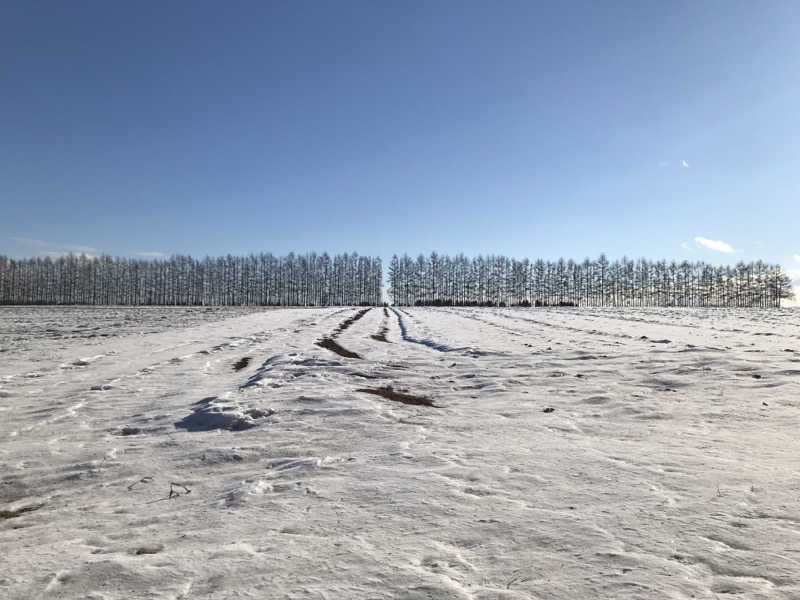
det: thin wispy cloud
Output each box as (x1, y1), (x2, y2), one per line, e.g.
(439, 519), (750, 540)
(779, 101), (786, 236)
(694, 236), (734, 253)
(40, 251), (80, 258)
(794, 254), (800, 264)
(659, 160), (670, 168)
(680, 241), (693, 251)
(136, 251), (166, 258)
(11, 236), (97, 257)
(681, 160), (690, 168)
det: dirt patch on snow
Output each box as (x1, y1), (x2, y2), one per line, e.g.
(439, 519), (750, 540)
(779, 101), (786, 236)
(356, 386), (437, 407)
(371, 311), (390, 342)
(316, 308), (372, 358)
(1, 503), (44, 520)
(233, 356), (252, 371)
(317, 337), (361, 359)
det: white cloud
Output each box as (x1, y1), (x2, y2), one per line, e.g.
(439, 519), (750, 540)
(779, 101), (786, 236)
(136, 252), (166, 258)
(785, 271), (800, 307)
(11, 236), (97, 257)
(794, 255), (800, 264)
(694, 236), (734, 253)
(681, 160), (690, 168)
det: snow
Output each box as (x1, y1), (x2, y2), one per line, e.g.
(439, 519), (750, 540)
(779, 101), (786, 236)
(2, 305), (800, 599)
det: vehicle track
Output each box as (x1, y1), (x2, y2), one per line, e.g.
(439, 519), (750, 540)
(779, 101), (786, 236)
(544, 306), (800, 342)
(371, 307), (391, 343)
(484, 308), (663, 345)
(390, 307), (470, 353)
(356, 385), (438, 407)
(315, 308), (372, 359)
(425, 307), (525, 339)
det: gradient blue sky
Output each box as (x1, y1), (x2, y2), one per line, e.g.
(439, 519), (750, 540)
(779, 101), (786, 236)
(2, 1), (799, 288)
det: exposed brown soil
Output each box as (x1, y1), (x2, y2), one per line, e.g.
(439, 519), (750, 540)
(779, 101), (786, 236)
(316, 308), (372, 358)
(356, 385), (437, 407)
(335, 308), (371, 334)
(370, 329), (389, 342)
(233, 356), (251, 371)
(317, 337), (362, 359)
(370, 307), (391, 342)
(116, 426), (142, 436)
(0, 503), (43, 520)
(371, 318), (390, 342)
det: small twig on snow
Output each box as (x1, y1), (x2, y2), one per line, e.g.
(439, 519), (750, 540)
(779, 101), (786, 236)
(127, 476), (154, 491)
(169, 482), (192, 499)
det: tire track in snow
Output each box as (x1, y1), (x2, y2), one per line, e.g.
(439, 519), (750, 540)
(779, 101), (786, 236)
(390, 308), (472, 353)
(545, 306), (800, 343)
(315, 308), (372, 359)
(486, 309), (670, 346)
(370, 307), (391, 343)
(426, 307), (524, 339)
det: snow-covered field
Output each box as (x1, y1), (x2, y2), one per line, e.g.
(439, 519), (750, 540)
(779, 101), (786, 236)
(2, 305), (800, 599)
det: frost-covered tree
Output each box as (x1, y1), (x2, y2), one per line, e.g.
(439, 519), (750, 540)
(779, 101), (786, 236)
(0, 252), (382, 306)
(385, 254), (794, 308)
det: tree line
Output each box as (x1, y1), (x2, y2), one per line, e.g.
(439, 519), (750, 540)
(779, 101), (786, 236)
(0, 252), (382, 306)
(388, 253), (795, 308)
(1, 251), (794, 307)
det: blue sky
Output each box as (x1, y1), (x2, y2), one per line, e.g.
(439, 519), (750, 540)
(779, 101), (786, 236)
(2, 1), (799, 290)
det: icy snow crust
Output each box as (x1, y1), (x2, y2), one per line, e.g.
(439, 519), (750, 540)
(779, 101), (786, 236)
(1, 305), (800, 599)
